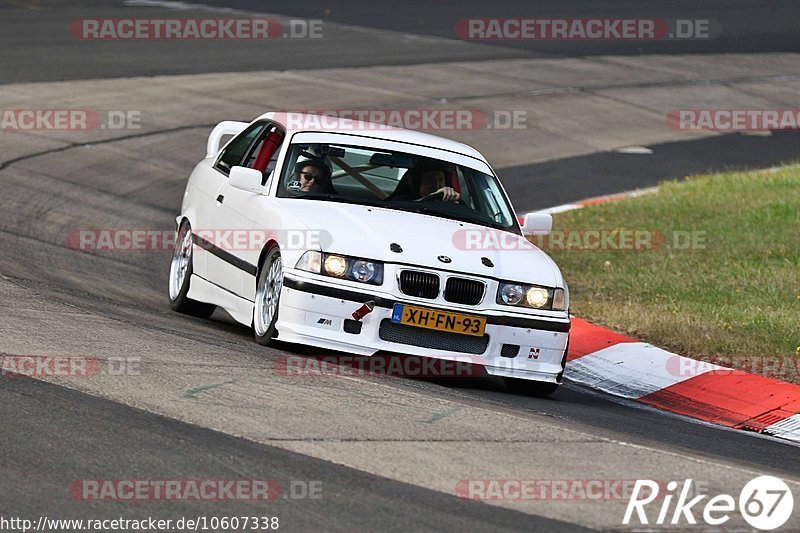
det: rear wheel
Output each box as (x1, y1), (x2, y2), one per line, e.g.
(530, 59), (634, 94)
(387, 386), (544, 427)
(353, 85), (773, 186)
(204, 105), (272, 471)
(254, 247), (282, 346)
(168, 220), (216, 318)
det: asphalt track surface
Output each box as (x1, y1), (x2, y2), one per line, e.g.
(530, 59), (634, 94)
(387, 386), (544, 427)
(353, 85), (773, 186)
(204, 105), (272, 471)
(2, 1), (800, 531)
(504, 130), (800, 212)
(1, 376), (581, 532)
(2, 0), (800, 83)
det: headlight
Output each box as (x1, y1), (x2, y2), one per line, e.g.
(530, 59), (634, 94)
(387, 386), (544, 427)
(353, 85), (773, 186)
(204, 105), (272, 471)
(352, 260), (376, 282)
(525, 287), (549, 308)
(497, 282), (559, 310)
(499, 284), (525, 305)
(323, 255), (347, 277)
(296, 251), (383, 285)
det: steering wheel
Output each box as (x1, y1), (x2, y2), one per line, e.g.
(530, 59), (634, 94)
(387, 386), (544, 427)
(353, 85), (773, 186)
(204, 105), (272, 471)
(420, 190), (466, 205)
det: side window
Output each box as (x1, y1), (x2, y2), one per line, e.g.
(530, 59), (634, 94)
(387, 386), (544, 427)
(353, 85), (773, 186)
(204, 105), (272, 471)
(215, 121), (267, 176)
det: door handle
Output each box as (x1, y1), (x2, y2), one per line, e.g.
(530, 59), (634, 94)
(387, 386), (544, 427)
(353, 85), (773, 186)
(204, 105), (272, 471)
(216, 194), (224, 204)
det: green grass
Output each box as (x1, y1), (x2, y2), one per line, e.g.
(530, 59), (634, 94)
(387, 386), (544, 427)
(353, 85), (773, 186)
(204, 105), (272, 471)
(545, 164), (800, 377)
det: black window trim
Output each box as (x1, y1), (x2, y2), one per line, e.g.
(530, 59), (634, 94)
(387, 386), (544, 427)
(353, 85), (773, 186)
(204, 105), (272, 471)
(214, 120), (270, 177)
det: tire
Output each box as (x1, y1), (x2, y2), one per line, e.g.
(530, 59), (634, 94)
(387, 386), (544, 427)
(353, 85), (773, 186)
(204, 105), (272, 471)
(503, 377), (559, 397)
(253, 247), (282, 346)
(168, 220), (216, 318)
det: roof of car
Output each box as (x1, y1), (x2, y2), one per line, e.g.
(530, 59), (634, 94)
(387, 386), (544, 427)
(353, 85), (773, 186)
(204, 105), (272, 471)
(259, 112), (487, 162)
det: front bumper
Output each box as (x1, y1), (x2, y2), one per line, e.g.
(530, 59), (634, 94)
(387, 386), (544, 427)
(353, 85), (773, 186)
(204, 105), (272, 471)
(276, 272), (570, 382)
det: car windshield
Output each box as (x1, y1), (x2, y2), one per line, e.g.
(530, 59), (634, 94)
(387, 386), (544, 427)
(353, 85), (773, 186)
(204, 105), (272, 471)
(276, 142), (517, 230)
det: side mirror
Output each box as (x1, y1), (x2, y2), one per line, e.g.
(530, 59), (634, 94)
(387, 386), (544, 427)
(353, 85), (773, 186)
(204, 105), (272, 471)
(229, 166), (264, 193)
(206, 121), (248, 157)
(521, 213), (552, 235)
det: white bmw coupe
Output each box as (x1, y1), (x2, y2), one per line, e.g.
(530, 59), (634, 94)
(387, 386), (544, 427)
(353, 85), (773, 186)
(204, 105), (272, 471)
(170, 112), (570, 395)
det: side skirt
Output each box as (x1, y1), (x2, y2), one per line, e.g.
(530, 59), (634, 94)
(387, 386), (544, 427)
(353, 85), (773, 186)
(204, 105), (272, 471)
(187, 273), (254, 327)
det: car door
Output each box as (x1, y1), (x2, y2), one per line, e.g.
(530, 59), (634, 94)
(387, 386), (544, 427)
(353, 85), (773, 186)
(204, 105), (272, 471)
(196, 120), (269, 294)
(206, 123), (284, 297)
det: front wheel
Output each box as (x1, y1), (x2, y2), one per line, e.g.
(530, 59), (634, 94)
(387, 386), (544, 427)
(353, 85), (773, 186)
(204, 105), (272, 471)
(168, 220), (216, 318)
(503, 377), (559, 397)
(254, 247), (282, 346)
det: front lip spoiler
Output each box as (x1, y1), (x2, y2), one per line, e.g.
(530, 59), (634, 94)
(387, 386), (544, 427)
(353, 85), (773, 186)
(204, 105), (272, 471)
(283, 275), (570, 333)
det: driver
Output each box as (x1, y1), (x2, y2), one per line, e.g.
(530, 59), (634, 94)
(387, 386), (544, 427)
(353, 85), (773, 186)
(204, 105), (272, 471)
(416, 168), (460, 202)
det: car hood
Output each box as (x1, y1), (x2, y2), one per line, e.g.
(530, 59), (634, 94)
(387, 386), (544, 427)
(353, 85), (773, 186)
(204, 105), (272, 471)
(279, 200), (562, 287)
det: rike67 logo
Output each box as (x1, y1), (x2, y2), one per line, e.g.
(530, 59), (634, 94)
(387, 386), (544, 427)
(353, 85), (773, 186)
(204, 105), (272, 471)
(624, 476), (794, 530)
